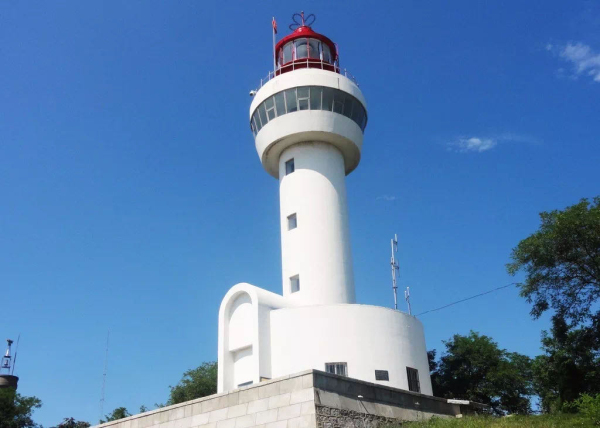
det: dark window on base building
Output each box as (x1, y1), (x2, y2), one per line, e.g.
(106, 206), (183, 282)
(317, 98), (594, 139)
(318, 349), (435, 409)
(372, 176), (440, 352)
(375, 370), (389, 381)
(406, 367), (420, 393)
(325, 362), (347, 377)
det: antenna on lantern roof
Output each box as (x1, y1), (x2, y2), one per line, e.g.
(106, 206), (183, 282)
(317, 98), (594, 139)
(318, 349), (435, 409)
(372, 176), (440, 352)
(289, 11), (316, 31)
(390, 234), (399, 310)
(405, 287), (412, 315)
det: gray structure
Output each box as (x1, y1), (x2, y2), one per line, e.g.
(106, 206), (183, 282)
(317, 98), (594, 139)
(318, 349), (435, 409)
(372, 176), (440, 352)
(94, 370), (484, 428)
(0, 339), (18, 390)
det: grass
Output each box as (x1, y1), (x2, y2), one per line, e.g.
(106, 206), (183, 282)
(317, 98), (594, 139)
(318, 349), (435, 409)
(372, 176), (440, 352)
(394, 414), (597, 427)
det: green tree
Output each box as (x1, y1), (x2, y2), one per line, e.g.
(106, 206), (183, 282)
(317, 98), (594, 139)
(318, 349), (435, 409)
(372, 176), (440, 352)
(99, 407), (131, 424)
(0, 388), (42, 428)
(431, 331), (533, 415)
(507, 197), (600, 324)
(53, 418), (91, 428)
(167, 362), (217, 405)
(532, 316), (600, 412)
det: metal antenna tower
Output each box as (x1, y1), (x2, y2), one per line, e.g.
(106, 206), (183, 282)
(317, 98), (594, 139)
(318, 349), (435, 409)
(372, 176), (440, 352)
(390, 234), (399, 310)
(99, 331), (109, 422)
(405, 286), (412, 315)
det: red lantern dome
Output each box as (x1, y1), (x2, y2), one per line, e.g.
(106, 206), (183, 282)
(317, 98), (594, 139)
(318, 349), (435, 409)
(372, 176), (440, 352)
(274, 13), (339, 76)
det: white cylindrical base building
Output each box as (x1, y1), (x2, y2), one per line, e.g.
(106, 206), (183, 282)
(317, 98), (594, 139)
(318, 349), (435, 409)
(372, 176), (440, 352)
(270, 304), (432, 394)
(279, 142), (355, 305)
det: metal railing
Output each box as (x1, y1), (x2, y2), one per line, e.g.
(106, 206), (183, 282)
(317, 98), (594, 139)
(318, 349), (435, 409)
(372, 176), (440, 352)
(256, 58), (359, 89)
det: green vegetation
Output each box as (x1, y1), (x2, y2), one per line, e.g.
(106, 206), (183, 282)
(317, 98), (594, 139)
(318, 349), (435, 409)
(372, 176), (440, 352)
(398, 413), (596, 427)
(166, 361), (218, 405)
(507, 197), (600, 412)
(429, 332), (532, 415)
(99, 407), (131, 424)
(52, 418), (91, 428)
(507, 197), (600, 324)
(0, 388), (42, 428)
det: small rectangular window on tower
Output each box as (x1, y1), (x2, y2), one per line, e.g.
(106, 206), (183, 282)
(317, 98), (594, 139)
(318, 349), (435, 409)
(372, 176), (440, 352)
(287, 213), (297, 230)
(285, 158), (295, 175)
(406, 367), (420, 393)
(325, 362), (348, 377)
(290, 275), (300, 293)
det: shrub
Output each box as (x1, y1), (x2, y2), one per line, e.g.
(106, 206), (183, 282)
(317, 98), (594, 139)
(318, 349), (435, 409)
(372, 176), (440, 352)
(576, 394), (600, 425)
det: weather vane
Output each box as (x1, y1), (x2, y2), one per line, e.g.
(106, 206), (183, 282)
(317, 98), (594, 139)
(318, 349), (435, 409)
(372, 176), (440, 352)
(289, 11), (316, 31)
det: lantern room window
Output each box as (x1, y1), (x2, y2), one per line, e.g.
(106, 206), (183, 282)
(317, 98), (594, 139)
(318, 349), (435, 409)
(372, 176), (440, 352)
(322, 44), (332, 63)
(294, 39), (308, 59)
(283, 42), (293, 64)
(308, 39), (320, 59)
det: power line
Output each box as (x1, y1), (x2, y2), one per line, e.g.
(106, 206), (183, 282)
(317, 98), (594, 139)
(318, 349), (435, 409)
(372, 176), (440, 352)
(416, 283), (516, 317)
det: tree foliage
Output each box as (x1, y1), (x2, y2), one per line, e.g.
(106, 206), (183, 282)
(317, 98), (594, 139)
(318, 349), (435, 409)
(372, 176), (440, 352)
(430, 331), (533, 415)
(507, 197), (600, 324)
(0, 388), (42, 428)
(532, 316), (600, 412)
(53, 418), (91, 428)
(167, 362), (217, 405)
(99, 407), (131, 424)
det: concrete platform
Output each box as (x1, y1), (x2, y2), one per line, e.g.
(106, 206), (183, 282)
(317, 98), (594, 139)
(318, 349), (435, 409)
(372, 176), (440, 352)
(94, 370), (485, 428)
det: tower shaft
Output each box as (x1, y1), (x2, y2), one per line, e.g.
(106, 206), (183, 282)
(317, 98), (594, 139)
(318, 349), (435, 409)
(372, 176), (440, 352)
(279, 142), (355, 305)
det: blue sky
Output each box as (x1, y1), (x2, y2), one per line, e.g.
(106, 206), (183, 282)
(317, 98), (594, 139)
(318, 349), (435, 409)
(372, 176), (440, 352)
(1, 0), (599, 425)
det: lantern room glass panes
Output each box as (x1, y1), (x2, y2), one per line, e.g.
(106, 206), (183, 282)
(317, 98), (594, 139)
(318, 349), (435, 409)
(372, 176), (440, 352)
(251, 86), (367, 134)
(283, 42), (293, 63)
(308, 39), (320, 59)
(322, 44), (332, 63)
(294, 39), (308, 59)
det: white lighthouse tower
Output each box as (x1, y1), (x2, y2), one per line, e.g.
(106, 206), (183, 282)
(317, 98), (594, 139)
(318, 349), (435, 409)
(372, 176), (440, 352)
(218, 13), (432, 396)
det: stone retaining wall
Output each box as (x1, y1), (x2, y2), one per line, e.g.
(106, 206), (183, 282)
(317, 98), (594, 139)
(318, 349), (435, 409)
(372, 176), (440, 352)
(95, 370), (482, 428)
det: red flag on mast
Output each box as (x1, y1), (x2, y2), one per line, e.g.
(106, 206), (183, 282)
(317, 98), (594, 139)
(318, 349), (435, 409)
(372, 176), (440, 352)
(272, 17), (277, 34)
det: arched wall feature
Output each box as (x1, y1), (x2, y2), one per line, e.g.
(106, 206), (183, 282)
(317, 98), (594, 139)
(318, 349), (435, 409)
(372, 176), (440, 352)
(228, 294), (253, 351)
(217, 283), (289, 393)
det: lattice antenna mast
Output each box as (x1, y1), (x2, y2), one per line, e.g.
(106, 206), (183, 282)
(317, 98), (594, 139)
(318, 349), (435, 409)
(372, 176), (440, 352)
(390, 234), (399, 310)
(99, 331), (109, 422)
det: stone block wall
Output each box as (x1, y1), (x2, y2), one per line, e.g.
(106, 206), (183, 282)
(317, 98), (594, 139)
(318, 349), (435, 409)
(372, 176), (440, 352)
(95, 371), (317, 428)
(95, 370), (483, 428)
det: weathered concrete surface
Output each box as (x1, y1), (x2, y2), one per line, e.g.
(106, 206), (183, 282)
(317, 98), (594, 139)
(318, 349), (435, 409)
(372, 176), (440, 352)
(94, 370), (483, 428)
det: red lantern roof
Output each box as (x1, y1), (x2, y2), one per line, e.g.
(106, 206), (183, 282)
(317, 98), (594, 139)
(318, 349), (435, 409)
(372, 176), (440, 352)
(275, 26), (337, 61)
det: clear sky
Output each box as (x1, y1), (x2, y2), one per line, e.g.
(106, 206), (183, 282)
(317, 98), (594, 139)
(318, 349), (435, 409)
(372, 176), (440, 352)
(1, 0), (599, 425)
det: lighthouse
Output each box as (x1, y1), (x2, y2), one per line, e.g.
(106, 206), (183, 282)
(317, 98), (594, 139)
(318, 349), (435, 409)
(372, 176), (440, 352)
(217, 13), (432, 395)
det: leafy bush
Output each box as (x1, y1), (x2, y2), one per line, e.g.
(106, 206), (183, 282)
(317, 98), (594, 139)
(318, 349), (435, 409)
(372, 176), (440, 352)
(576, 394), (600, 425)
